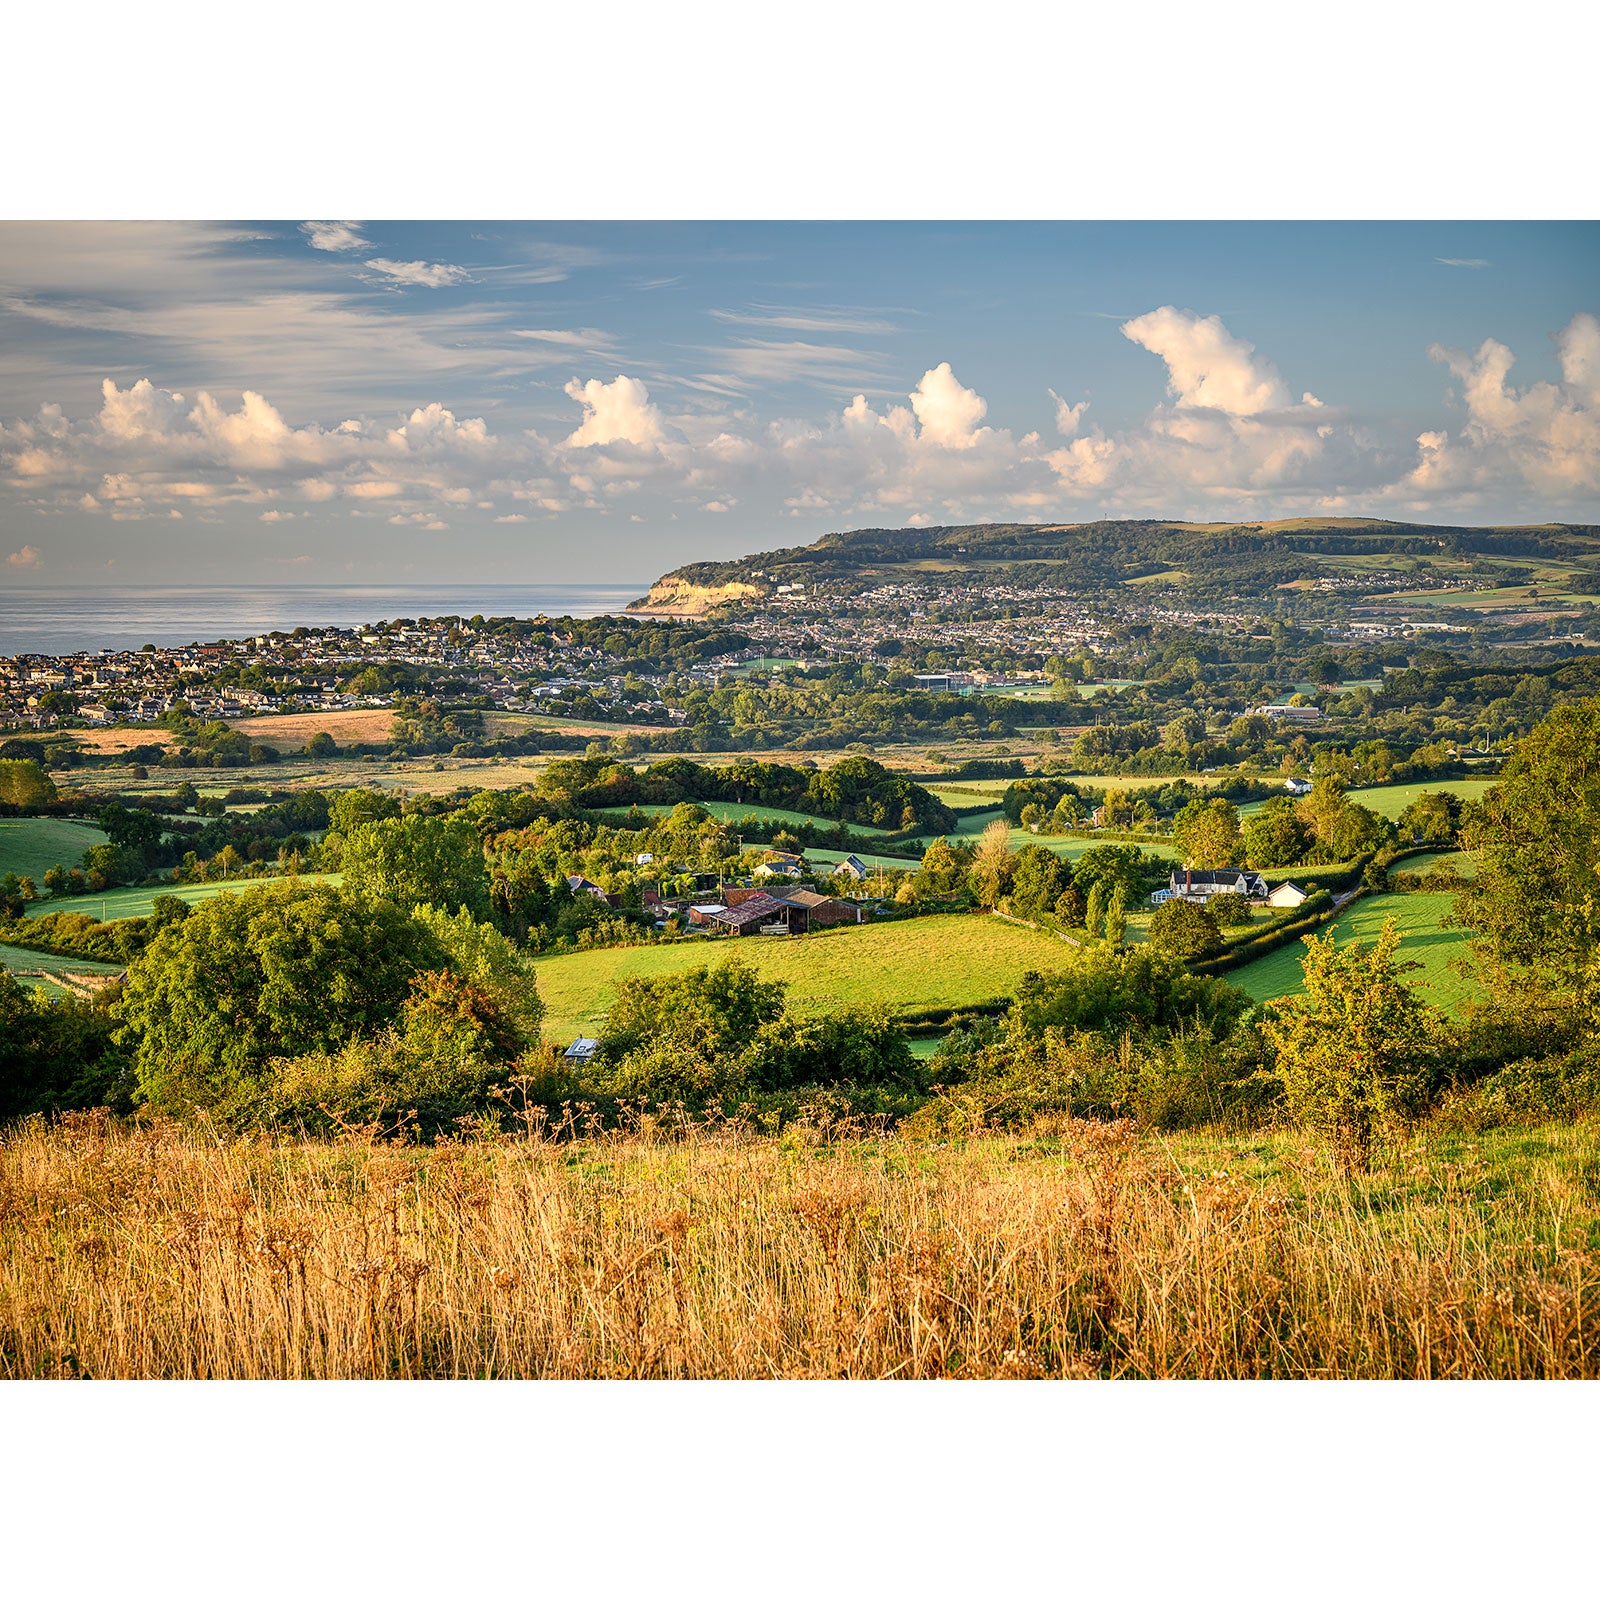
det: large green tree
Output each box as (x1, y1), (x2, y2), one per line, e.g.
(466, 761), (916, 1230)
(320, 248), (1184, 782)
(1173, 798), (1243, 869)
(341, 813), (492, 918)
(1458, 699), (1600, 997)
(117, 880), (445, 1110)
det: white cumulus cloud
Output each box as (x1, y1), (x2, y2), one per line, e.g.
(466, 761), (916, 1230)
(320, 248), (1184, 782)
(1408, 312), (1600, 498)
(563, 375), (664, 448)
(1121, 306), (1291, 416)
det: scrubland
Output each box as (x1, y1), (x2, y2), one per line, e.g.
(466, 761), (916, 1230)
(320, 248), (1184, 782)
(3, 1108), (1594, 1380)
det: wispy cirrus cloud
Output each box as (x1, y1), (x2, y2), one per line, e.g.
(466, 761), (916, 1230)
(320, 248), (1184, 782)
(363, 258), (470, 289)
(301, 221), (370, 253)
(709, 302), (903, 335)
(1436, 257), (1492, 269)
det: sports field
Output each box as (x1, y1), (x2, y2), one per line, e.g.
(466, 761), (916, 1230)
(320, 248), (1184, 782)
(1230, 891), (1480, 1014)
(0, 817), (109, 883)
(23, 873), (342, 924)
(531, 912), (1081, 1040)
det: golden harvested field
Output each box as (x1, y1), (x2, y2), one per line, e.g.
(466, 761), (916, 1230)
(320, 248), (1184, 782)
(67, 727), (176, 755)
(3, 1112), (1594, 1379)
(225, 708), (396, 747)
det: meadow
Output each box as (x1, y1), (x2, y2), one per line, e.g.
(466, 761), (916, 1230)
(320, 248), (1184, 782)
(0, 817), (108, 882)
(0, 942), (124, 992)
(23, 873), (343, 924)
(533, 913), (1079, 1039)
(2, 1111), (1592, 1379)
(1231, 891), (1480, 1013)
(1346, 779), (1496, 819)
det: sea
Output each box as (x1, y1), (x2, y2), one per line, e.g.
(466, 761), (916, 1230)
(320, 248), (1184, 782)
(0, 584), (648, 657)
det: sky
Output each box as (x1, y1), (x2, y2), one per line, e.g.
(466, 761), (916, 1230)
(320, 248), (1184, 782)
(1, 220), (1596, 588)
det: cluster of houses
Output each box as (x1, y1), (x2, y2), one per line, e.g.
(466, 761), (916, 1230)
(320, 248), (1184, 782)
(565, 850), (880, 939)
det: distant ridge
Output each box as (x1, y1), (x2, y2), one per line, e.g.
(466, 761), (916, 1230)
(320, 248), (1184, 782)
(630, 517), (1600, 615)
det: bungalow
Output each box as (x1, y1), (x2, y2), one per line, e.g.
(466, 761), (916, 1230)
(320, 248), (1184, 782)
(754, 857), (803, 881)
(1154, 868), (1269, 905)
(1266, 881), (1309, 909)
(832, 854), (870, 882)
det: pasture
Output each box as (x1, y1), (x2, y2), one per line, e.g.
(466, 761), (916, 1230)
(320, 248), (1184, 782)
(0, 942), (125, 992)
(24, 872), (342, 924)
(1230, 891), (1480, 1014)
(1346, 779), (1495, 819)
(0, 817), (108, 882)
(1400, 849), (1477, 879)
(531, 912), (1080, 1040)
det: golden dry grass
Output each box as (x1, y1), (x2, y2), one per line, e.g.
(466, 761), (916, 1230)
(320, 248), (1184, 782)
(68, 727), (176, 754)
(223, 708), (397, 747)
(3, 1109), (1596, 1380)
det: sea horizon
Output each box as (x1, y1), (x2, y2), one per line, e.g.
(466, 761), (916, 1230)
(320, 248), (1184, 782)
(0, 583), (650, 656)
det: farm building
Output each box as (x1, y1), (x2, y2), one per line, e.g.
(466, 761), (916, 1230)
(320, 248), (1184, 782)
(563, 1038), (600, 1062)
(1266, 881), (1309, 908)
(690, 891), (793, 936)
(730, 886), (866, 933)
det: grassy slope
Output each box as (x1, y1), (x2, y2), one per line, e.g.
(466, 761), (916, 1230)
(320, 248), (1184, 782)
(0, 818), (109, 882)
(23, 872), (343, 924)
(1230, 891), (1480, 1013)
(532, 912), (1080, 1039)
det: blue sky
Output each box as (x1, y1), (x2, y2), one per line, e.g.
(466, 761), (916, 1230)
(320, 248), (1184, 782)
(1, 220), (1596, 586)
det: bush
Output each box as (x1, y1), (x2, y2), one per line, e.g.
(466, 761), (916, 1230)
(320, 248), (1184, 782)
(265, 970), (523, 1137)
(1428, 1046), (1600, 1131)
(1148, 898), (1223, 959)
(1263, 918), (1453, 1170)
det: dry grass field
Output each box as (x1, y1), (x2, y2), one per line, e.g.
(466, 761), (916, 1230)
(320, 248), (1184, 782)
(223, 708), (397, 748)
(66, 727), (176, 755)
(2, 1110), (1594, 1379)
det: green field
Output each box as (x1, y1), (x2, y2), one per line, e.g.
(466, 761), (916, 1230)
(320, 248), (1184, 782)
(1399, 849), (1477, 879)
(1347, 779), (1496, 819)
(0, 817), (109, 882)
(590, 800), (889, 835)
(804, 846), (922, 872)
(23, 873), (342, 924)
(1230, 891), (1480, 1014)
(1240, 778), (1496, 821)
(532, 913), (1082, 1040)
(0, 942), (125, 992)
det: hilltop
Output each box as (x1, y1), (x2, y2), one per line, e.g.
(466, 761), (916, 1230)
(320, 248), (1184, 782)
(631, 517), (1600, 615)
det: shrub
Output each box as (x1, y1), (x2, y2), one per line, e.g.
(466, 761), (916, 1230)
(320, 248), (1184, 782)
(1147, 898), (1223, 959)
(1262, 918), (1452, 1170)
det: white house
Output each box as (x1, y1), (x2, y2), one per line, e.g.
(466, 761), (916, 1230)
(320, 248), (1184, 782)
(1153, 868), (1269, 906)
(1266, 881), (1309, 909)
(1283, 777), (1314, 796)
(832, 854), (870, 882)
